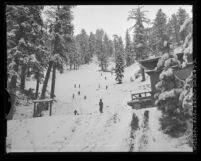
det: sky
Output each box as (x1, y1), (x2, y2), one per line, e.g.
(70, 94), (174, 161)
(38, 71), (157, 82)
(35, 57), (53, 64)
(71, 5), (192, 42)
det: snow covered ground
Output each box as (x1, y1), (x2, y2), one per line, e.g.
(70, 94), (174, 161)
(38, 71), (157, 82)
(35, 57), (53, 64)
(6, 57), (192, 152)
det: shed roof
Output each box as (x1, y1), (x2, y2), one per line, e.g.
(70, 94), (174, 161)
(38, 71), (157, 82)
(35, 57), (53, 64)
(139, 52), (184, 71)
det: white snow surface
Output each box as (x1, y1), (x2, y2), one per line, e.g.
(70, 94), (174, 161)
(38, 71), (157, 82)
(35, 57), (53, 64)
(7, 57), (192, 152)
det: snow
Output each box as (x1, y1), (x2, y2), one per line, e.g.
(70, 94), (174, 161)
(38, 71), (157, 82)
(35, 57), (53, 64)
(179, 18), (192, 33)
(6, 57), (192, 152)
(173, 46), (183, 54)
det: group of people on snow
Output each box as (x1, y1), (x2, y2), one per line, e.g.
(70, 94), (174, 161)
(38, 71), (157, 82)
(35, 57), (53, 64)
(73, 72), (109, 116)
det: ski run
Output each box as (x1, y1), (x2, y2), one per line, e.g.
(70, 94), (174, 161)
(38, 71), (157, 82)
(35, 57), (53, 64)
(6, 57), (192, 152)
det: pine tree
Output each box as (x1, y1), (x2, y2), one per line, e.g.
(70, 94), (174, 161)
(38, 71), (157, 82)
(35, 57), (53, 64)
(179, 17), (193, 146)
(67, 37), (80, 70)
(145, 26), (157, 56)
(7, 5), (46, 90)
(101, 34), (110, 71)
(155, 52), (186, 137)
(152, 8), (168, 55)
(180, 18), (192, 67)
(177, 8), (189, 42)
(74, 40), (81, 69)
(170, 14), (180, 46)
(95, 29), (104, 70)
(50, 5), (74, 98)
(128, 6), (150, 81)
(76, 29), (90, 64)
(115, 36), (125, 84)
(94, 29), (111, 71)
(113, 35), (119, 59)
(95, 29), (104, 53)
(88, 32), (96, 57)
(35, 5), (74, 116)
(108, 40), (114, 57)
(6, 5), (47, 119)
(125, 29), (134, 66)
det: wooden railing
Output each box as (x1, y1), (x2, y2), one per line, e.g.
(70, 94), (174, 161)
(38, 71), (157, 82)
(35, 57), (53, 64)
(33, 99), (55, 117)
(131, 91), (152, 101)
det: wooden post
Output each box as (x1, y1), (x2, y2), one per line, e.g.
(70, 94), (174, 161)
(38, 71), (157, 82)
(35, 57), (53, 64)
(33, 102), (36, 117)
(49, 101), (52, 116)
(33, 99), (54, 117)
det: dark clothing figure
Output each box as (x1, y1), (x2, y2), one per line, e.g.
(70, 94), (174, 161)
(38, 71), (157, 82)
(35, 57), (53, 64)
(99, 99), (103, 113)
(78, 91), (80, 95)
(74, 110), (79, 115)
(106, 85), (108, 90)
(79, 84), (80, 88)
(99, 84), (100, 88)
(73, 93), (74, 99)
(101, 73), (102, 76)
(74, 84), (76, 88)
(84, 95), (86, 100)
(105, 76), (107, 80)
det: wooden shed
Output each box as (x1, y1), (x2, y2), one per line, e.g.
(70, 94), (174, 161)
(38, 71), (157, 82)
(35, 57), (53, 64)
(127, 52), (193, 109)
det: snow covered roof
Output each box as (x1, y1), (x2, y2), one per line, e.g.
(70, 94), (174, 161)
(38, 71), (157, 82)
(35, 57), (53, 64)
(139, 52), (184, 71)
(139, 56), (160, 63)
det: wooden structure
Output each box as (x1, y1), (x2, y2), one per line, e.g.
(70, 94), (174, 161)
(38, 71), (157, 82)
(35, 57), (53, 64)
(127, 52), (193, 109)
(33, 99), (54, 117)
(127, 91), (153, 109)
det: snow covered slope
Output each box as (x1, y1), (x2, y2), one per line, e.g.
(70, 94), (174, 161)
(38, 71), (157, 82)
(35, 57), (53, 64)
(7, 57), (192, 152)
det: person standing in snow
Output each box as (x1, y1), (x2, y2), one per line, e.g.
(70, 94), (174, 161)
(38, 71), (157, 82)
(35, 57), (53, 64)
(79, 84), (80, 88)
(73, 93), (74, 99)
(99, 99), (103, 113)
(74, 110), (79, 115)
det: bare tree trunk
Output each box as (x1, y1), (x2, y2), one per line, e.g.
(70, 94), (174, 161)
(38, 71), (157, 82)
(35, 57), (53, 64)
(10, 59), (19, 90)
(40, 61), (53, 99)
(35, 61), (53, 117)
(35, 72), (40, 99)
(20, 64), (26, 90)
(8, 58), (19, 120)
(6, 90), (16, 120)
(50, 63), (56, 99)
